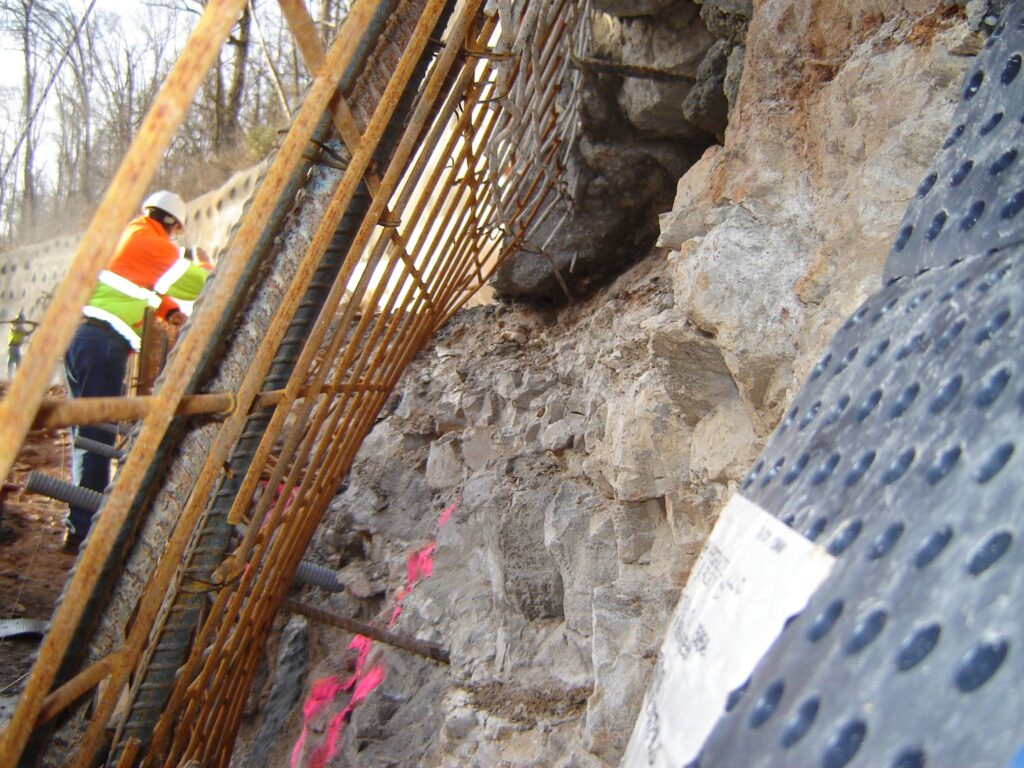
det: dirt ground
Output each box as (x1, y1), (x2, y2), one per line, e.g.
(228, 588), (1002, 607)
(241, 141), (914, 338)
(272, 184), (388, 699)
(0, 384), (76, 719)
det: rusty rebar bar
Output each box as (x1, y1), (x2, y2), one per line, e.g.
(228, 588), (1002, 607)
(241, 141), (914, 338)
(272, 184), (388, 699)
(283, 599), (450, 664)
(5, 1), (586, 764)
(0, 3), (251, 762)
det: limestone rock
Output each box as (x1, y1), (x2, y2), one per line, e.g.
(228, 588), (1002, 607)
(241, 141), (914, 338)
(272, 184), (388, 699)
(665, 483), (724, 543)
(699, 0), (753, 44)
(426, 435), (464, 489)
(672, 202), (812, 428)
(646, 314), (738, 423)
(591, 0), (712, 73)
(462, 390), (499, 426)
(585, 569), (679, 759)
(618, 78), (703, 139)
(689, 397), (760, 482)
(724, 43), (745, 113)
(612, 498), (664, 564)
(591, 372), (692, 502)
(596, 2), (715, 138)
(462, 428), (498, 470)
(544, 482), (618, 634)
(682, 39), (731, 141)
(342, 650), (447, 767)
(499, 489), (566, 621)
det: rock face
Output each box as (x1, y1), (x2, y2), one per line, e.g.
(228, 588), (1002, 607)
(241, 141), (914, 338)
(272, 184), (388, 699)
(494, 0), (755, 301)
(253, 2), (980, 766)
(494, 0), (718, 301)
(661, 0), (976, 426)
(312, 268), (704, 766)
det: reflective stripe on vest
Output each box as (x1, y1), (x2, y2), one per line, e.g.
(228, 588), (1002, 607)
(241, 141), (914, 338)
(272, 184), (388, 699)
(82, 306), (142, 351)
(98, 270), (161, 309)
(153, 258), (192, 295)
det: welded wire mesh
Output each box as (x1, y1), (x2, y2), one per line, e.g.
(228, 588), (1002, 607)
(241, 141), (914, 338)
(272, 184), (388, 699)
(0, 1), (583, 766)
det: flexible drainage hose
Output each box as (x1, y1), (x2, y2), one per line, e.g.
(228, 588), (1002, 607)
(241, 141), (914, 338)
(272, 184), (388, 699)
(25, 471), (102, 514)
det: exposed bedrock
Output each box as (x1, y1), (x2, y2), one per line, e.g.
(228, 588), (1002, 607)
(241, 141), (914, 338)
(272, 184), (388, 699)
(495, 0), (745, 300)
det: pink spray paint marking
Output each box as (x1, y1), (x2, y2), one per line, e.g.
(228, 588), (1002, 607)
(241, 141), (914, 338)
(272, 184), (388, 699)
(292, 498), (459, 767)
(437, 499), (458, 529)
(290, 676), (346, 768)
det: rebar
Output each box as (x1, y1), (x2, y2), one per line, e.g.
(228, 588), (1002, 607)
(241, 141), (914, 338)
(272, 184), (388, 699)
(283, 598), (450, 664)
(1, 1), (585, 765)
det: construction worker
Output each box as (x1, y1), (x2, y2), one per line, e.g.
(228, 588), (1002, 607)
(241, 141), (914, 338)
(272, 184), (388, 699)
(2, 310), (37, 378)
(62, 190), (210, 552)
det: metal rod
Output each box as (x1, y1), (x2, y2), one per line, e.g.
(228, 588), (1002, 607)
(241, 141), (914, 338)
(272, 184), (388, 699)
(30, 383), (380, 431)
(36, 652), (121, 726)
(45, 5), (385, 765)
(283, 598), (450, 664)
(570, 52), (697, 82)
(0, 0), (248, 490)
(74, 435), (124, 461)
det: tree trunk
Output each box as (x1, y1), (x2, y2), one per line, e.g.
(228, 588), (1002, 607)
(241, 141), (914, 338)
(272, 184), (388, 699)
(19, 0), (37, 238)
(222, 6), (250, 149)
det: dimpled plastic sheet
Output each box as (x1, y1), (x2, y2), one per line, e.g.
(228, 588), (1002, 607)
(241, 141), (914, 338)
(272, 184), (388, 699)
(691, 8), (1024, 768)
(695, 246), (1024, 768)
(884, 5), (1024, 282)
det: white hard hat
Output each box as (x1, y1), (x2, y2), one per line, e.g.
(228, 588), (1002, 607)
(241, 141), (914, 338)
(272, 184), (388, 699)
(142, 190), (188, 230)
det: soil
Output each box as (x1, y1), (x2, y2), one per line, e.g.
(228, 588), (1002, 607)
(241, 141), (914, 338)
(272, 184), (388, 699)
(0, 384), (76, 723)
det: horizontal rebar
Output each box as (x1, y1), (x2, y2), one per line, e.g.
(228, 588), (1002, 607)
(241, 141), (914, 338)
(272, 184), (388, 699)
(282, 598), (449, 665)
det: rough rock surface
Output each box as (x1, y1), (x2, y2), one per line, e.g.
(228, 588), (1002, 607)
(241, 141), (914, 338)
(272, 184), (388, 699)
(661, 1), (977, 425)
(248, 2), (979, 766)
(493, 0), (717, 300)
(309, 262), (706, 766)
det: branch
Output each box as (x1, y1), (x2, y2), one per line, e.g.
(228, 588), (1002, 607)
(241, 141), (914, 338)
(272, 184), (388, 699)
(0, 0), (100, 189)
(249, 0), (291, 119)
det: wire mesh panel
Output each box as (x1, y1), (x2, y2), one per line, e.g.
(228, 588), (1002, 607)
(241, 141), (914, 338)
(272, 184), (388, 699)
(0, 0), (586, 766)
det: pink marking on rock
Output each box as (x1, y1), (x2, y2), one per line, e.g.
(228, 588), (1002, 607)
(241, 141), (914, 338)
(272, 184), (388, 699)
(437, 499), (459, 529)
(348, 634), (374, 676)
(293, 499), (458, 766)
(353, 664), (386, 703)
(291, 676), (345, 768)
(406, 542), (436, 584)
(310, 707), (352, 768)
(290, 729), (307, 768)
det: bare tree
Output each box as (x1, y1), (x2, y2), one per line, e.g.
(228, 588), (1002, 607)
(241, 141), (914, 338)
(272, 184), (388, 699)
(0, 0), (61, 238)
(0, 0), (352, 244)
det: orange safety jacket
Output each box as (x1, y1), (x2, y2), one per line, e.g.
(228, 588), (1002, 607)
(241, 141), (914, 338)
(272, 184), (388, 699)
(83, 216), (209, 351)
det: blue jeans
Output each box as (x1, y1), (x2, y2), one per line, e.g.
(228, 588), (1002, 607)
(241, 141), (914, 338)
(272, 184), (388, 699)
(7, 344), (20, 379)
(64, 321), (130, 536)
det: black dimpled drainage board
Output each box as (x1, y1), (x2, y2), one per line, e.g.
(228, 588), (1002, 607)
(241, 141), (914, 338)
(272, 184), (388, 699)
(884, 5), (1024, 283)
(694, 247), (1023, 768)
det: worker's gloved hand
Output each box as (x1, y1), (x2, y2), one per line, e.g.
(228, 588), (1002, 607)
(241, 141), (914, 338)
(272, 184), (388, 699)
(165, 309), (187, 326)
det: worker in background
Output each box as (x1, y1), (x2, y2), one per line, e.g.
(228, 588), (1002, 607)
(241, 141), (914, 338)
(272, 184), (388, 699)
(62, 190), (210, 553)
(1, 310), (37, 378)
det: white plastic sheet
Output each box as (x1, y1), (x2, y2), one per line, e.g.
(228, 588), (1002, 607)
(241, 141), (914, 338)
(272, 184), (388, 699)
(623, 494), (836, 767)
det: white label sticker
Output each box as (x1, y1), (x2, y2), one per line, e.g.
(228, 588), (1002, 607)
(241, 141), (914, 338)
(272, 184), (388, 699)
(622, 494), (836, 767)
